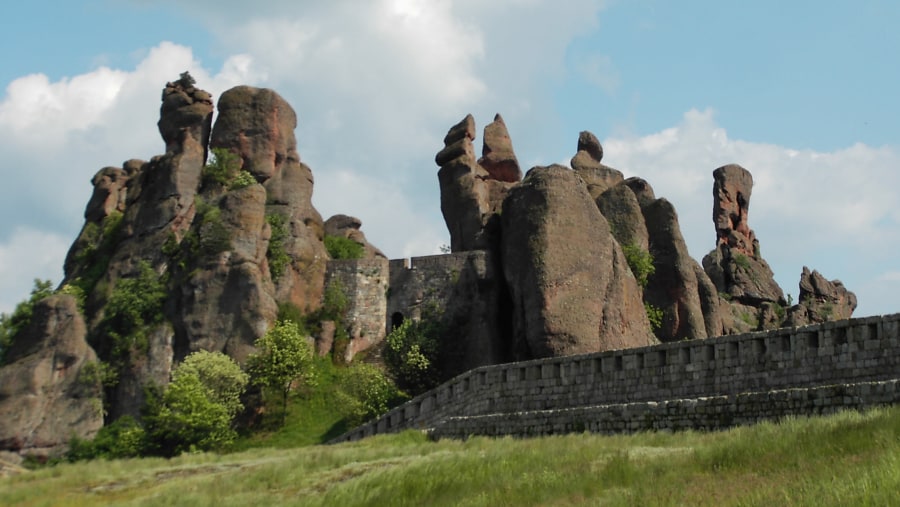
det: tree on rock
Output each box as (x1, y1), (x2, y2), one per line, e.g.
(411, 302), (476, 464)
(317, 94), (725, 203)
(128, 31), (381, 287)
(247, 320), (316, 425)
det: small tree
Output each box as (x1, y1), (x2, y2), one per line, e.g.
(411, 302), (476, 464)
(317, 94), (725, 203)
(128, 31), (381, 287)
(383, 317), (442, 395)
(247, 320), (316, 425)
(144, 351), (248, 456)
(0, 279), (54, 364)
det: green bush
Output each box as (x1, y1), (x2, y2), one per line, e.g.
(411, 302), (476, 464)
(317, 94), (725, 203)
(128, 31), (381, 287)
(623, 244), (655, 288)
(383, 317), (442, 395)
(247, 320), (317, 426)
(644, 303), (664, 331)
(67, 415), (146, 461)
(733, 253), (751, 270)
(71, 211), (124, 299)
(230, 170), (257, 190)
(144, 351), (248, 456)
(266, 213), (291, 279)
(99, 261), (167, 363)
(202, 147), (242, 188)
(324, 235), (364, 260)
(336, 363), (407, 427)
(193, 197), (232, 256)
(0, 279), (54, 364)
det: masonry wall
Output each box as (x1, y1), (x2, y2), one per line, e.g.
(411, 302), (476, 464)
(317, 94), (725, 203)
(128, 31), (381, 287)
(387, 250), (508, 373)
(324, 258), (390, 359)
(325, 250), (507, 366)
(332, 313), (900, 442)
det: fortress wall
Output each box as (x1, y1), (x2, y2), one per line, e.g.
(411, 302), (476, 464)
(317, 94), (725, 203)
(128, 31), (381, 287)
(429, 379), (900, 438)
(324, 258), (390, 358)
(387, 250), (507, 372)
(333, 313), (900, 442)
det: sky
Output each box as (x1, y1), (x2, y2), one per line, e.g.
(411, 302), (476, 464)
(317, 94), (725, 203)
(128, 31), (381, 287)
(1, 0), (898, 318)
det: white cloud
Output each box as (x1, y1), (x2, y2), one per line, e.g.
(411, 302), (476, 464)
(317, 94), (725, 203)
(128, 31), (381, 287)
(603, 109), (900, 317)
(0, 228), (69, 315)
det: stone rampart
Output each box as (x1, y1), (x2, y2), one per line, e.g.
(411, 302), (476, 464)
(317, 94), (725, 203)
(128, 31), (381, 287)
(332, 313), (900, 442)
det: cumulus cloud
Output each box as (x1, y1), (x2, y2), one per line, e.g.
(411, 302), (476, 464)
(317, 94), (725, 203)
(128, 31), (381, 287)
(0, 42), (258, 313)
(0, 228), (69, 314)
(603, 109), (900, 316)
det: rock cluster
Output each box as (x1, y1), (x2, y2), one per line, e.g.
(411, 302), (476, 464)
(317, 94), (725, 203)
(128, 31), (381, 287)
(0, 81), (859, 457)
(324, 214), (386, 259)
(435, 114), (519, 252)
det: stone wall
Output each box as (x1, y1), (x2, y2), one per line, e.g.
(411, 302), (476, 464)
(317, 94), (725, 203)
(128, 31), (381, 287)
(324, 258), (389, 360)
(326, 250), (507, 369)
(332, 313), (900, 442)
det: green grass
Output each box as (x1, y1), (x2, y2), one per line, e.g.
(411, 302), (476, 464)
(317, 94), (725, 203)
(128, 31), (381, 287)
(4, 406), (900, 506)
(234, 359), (358, 450)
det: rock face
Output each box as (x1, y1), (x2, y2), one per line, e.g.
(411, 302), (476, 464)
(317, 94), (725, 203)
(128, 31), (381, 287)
(501, 165), (655, 357)
(571, 131), (624, 200)
(595, 172), (721, 342)
(324, 214), (386, 259)
(53, 79), (327, 423)
(703, 164), (784, 306)
(477, 114), (521, 183)
(785, 267), (858, 326)
(211, 86), (327, 312)
(0, 296), (103, 458)
(436, 114), (519, 252)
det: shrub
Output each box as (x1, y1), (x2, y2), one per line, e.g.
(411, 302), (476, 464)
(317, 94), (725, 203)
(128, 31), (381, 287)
(0, 279), (54, 364)
(324, 235), (364, 260)
(67, 416), (146, 461)
(144, 351), (248, 456)
(733, 253), (751, 270)
(383, 316), (442, 395)
(336, 364), (407, 427)
(623, 244), (655, 288)
(247, 320), (317, 426)
(230, 170), (257, 190)
(71, 211), (124, 299)
(644, 303), (664, 332)
(99, 261), (167, 362)
(194, 197), (232, 256)
(202, 147), (242, 188)
(266, 213), (291, 279)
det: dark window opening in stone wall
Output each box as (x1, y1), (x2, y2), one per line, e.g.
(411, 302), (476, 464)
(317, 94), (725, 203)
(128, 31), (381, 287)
(391, 312), (405, 330)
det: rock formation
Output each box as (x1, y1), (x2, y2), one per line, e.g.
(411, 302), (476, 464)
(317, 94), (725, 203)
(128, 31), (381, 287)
(785, 267), (858, 326)
(436, 114), (520, 252)
(324, 215), (386, 259)
(703, 164), (785, 306)
(501, 165), (655, 357)
(211, 86), (328, 311)
(0, 80), (860, 457)
(0, 295), (103, 458)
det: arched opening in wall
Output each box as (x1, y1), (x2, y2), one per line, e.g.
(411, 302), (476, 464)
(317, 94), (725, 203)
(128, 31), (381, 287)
(391, 312), (405, 330)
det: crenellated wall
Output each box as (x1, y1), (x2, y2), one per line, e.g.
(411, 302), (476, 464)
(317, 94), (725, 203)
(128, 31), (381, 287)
(331, 313), (900, 442)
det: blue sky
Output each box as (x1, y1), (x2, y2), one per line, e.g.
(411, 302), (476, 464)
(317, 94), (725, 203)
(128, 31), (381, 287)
(1, 0), (897, 318)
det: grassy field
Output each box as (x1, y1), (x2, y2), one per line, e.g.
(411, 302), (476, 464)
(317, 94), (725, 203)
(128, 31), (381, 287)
(3, 405), (899, 506)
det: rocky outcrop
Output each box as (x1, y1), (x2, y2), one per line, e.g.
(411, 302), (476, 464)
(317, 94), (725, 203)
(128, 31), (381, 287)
(211, 86), (327, 312)
(501, 165), (656, 358)
(703, 164), (784, 307)
(594, 174), (720, 342)
(0, 295), (103, 458)
(436, 114), (519, 252)
(640, 197), (722, 340)
(324, 215), (386, 259)
(477, 114), (521, 183)
(571, 131), (624, 200)
(785, 267), (858, 326)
